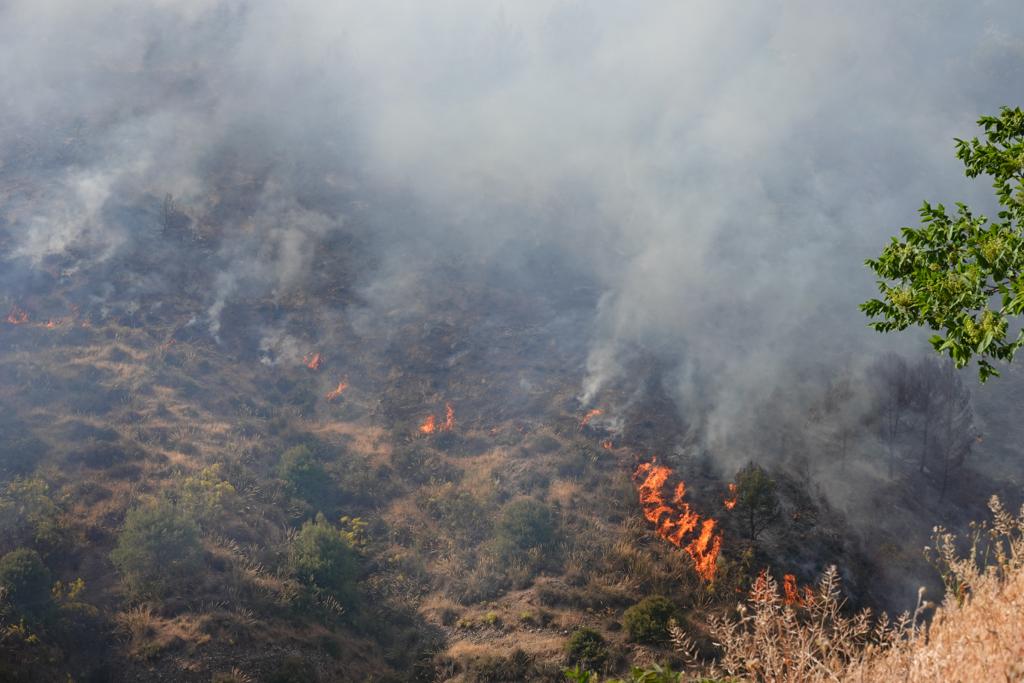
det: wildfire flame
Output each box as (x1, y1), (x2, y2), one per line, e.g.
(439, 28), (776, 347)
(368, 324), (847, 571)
(724, 482), (738, 510)
(601, 440), (614, 450)
(419, 402), (455, 435)
(326, 380), (348, 402)
(578, 408), (603, 431)
(6, 306), (29, 325)
(304, 353), (322, 370)
(783, 573), (814, 606)
(633, 459), (722, 581)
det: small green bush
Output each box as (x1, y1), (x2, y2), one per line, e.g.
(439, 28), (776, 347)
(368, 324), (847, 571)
(623, 596), (678, 644)
(288, 513), (360, 605)
(110, 500), (202, 598)
(0, 548), (52, 619)
(495, 498), (555, 557)
(566, 627), (609, 671)
(279, 445), (332, 508)
(0, 477), (64, 554)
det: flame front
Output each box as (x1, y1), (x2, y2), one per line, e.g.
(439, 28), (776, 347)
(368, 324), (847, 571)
(783, 573), (814, 606)
(633, 459), (722, 581)
(419, 403), (455, 435)
(724, 482), (738, 510)
(601, 440), (614, 450)
(304, 353), (322, 370)
(578, 408), (603, 431)
(419, 415), (437, 434)
(6, 306), (29, 325)
(326, 380), (348, 402)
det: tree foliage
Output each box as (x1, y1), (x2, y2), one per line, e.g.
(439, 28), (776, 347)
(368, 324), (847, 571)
(862, 107), (1024, 381)
(734, 463), (780, 542)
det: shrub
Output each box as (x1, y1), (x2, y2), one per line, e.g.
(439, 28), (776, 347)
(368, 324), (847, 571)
(110, 500), (202, 598)
(177, 464), (236, 526)
(278, 445), (333, 510)
(495, 498), (555, 557)
(0, 477), (64, 554)
(566, 628), (609, 671)
(288, 514), (360, 606)
(623, 596), (677, 644)
(421, 484), (492, 542)
(0, 548), (52, 619)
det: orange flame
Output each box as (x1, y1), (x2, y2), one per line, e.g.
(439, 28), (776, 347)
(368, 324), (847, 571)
(6, 306), (29, 325)
(633, 459), (722, 581)
(304, 353), (322, 370)
(601, 440), (614, 450)
(419, 403), (455, 435)
(578, 408), (603, 431)
(782, 574), (814, 606)
(326, 380), (348, 402)
(724, 482), (738, 510)
(419, 415), (437, 434)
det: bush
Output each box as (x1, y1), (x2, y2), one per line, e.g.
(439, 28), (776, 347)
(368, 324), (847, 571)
(110, 500), (202, 598)
(288, 514), (360, 605)
(421, 484), (492, 542)
(566, 628), (609, 671)
(0, 477), (64, 554)
(623, 596), (678, 644)
(0, 548), (52, 619)
(495, 498), (555, 557)
(279, 445), (333, 510)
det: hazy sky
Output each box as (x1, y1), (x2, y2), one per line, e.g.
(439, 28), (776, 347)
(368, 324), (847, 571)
(3, 1), (1023, 436)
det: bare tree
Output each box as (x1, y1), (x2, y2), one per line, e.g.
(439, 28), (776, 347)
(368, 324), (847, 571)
(931, 362), (974, 501)
(909, 357), (944, 474)
(868, 353), (914, 479)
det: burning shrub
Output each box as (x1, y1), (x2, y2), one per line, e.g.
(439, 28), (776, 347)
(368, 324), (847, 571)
(110, 500), (203, 598)
(0, 548), (53, 620)
(287, 513), (360, 606)
(622, 595), (678, 644)
(565, 628), (609, 671)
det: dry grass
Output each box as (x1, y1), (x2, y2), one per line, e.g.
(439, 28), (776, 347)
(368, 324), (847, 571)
(839, 495), (1024, 682)
(666, 495), (1024, 683)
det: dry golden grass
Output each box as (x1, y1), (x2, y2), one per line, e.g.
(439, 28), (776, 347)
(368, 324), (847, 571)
(838, 495), (1024, 682)
(666, 495), (1024, 683)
